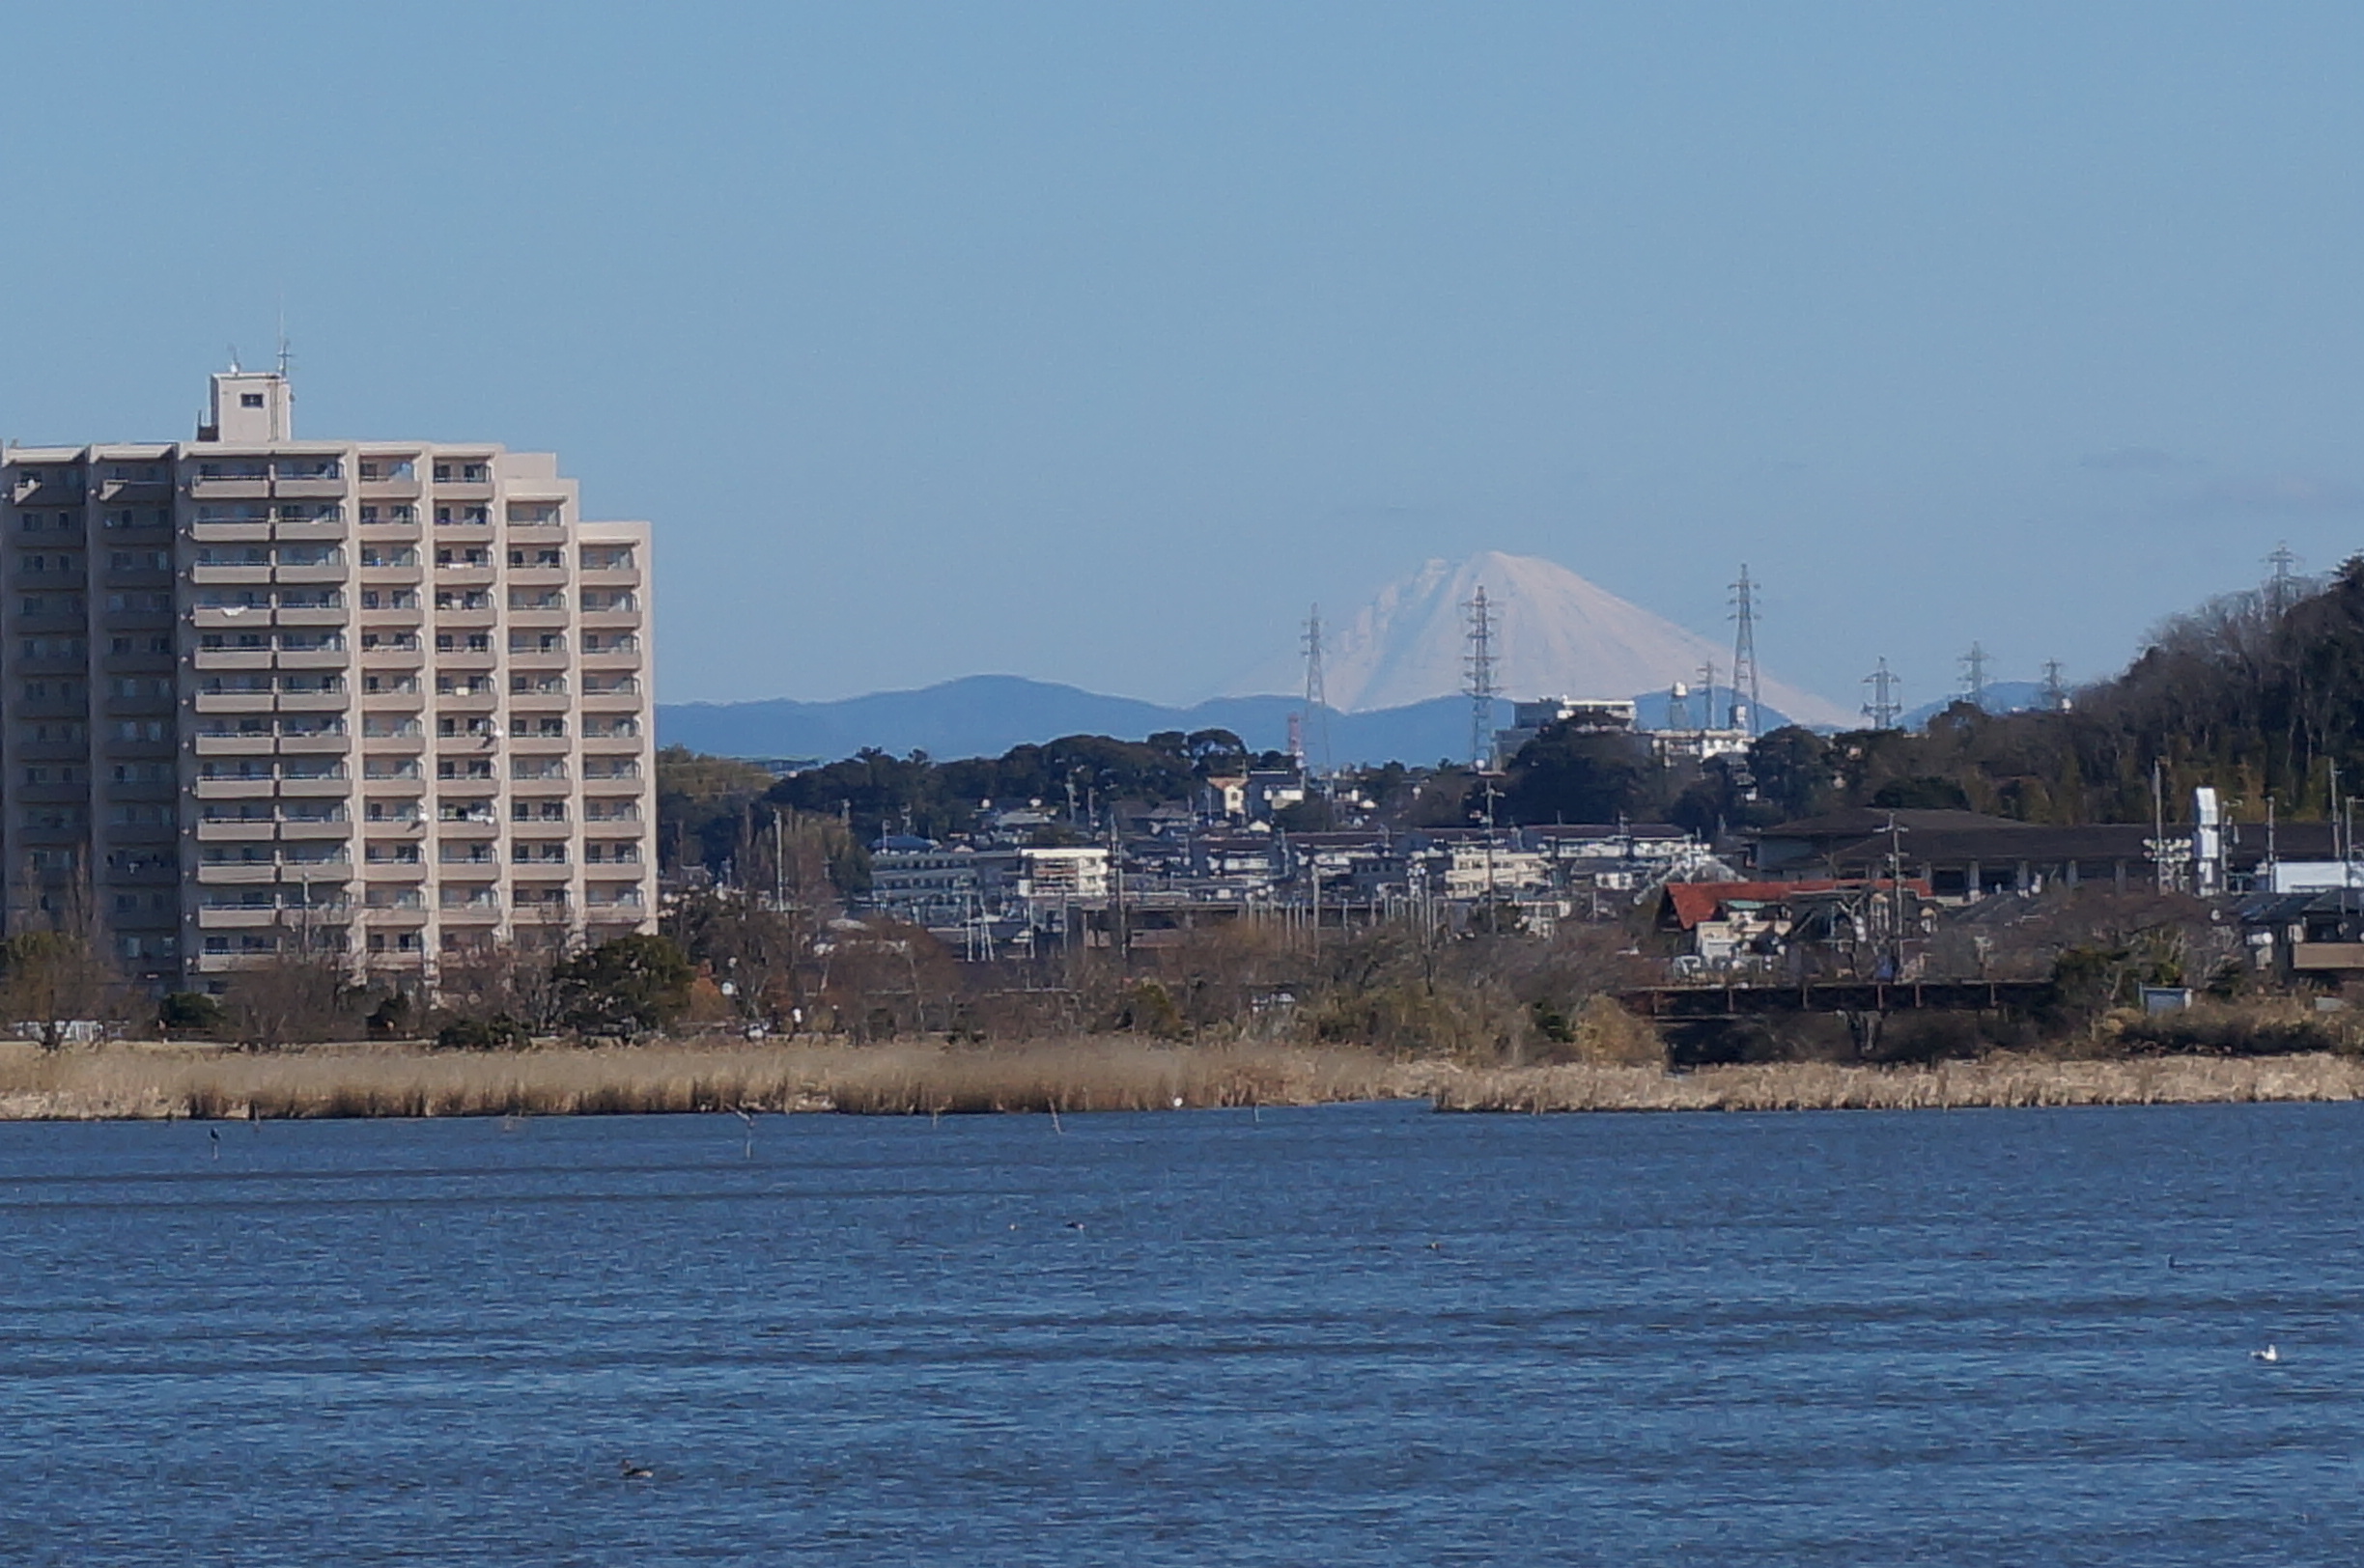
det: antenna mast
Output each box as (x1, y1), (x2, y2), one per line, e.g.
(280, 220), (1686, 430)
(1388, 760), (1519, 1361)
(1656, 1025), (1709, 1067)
(1960, 642), (1990, 710)
(1463, 585), (1498, 768)
(1729, 566), (1761, 736)
(1861, 658), (1900, 730)
(1300, 604), (1331, 778)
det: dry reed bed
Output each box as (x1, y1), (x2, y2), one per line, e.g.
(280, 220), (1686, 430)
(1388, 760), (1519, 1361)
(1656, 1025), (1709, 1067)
(0, 1038), (1440, 1122)
(1436, 1052), (2364, 1113)
(3, 1040), (2361, 1122)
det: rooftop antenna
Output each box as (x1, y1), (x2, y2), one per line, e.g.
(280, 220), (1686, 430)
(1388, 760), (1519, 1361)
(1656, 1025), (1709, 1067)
(1300, 603), (1332, 779)
(1463, 584), (1498, 769)
(2040, 658), (2069, 713)
(1729, 566), (1761, 736)
(1959, 642), (1990, 710)
(1861, 658), (1901, 729)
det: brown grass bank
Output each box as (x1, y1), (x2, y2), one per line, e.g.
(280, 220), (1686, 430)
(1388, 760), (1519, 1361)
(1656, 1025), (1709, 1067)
(5, 1038), (2363, 1122)
(0, 1038), (1445, 1122)
(1435, 1052), (2364, 1113)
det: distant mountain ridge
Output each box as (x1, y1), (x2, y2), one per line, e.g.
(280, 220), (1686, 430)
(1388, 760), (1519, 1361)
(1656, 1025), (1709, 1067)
(1900, 681), (2055, 730)
(658, 674), (1801, 770)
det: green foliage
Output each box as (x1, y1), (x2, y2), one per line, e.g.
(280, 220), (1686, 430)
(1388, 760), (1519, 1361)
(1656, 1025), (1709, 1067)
(553, 934), (696, 1038)
(158, 991), (225, 1036)
(1112, 980), (1188, 1039)
(658, 745), (775, 874)
(1505, 727), (1667, 825)
(764, 733), (1292, 844)
(365, 993), (413, 1039)
(1870, 775), (1975, 810)
(436, 1014), (530, 1050)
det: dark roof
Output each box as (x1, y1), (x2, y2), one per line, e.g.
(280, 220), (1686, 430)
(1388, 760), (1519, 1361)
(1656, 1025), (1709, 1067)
(2238, 888), (2364, 923)
(1528, 824), (1692, 841)
(1754, 808), (2028, 840)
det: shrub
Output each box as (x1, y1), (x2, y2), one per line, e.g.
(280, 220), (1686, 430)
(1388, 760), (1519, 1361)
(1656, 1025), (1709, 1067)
(435, 1015), (531, 1051)
(158, 991), (225, 1037)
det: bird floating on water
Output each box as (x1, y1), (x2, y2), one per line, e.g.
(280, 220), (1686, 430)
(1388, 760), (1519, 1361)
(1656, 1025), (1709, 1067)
(2252, 1344), (2281, 1363)
(619, 1459), (655, 1480)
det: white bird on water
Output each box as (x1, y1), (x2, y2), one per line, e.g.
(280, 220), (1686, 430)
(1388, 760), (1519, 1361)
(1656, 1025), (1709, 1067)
(2252, 1344), (2281, 1363)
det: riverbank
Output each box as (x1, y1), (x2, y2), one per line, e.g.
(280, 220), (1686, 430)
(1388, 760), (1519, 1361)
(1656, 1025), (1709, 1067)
(0, 1038), (1438, 1121)
(1433, 1051), (2364, 1111)
(2, 1038), (2363, 1120)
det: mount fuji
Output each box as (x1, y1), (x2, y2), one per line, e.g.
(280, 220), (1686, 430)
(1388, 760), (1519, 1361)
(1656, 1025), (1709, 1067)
(1226, 550), (1852, 727)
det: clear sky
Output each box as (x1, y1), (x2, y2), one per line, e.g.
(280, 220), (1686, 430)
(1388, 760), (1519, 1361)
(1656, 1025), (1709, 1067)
(4, 2), (2361, 714)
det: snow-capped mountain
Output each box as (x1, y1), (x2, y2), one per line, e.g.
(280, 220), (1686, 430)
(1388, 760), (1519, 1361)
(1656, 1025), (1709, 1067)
(1228, 550), (1852, 726)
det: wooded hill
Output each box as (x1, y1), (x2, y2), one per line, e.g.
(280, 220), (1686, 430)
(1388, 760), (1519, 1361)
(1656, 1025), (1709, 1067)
(1522, 561), (2361, 832)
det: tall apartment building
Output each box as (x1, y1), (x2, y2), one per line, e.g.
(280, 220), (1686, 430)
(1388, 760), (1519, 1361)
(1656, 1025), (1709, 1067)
(0, 367), (655, 992)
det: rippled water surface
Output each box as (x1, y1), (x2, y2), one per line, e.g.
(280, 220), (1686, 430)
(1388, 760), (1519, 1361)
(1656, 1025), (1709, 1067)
(3, 1101), (2362, 1564)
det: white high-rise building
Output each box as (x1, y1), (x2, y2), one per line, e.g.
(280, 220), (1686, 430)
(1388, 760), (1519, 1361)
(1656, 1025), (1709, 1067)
(0, 367), (656, 991)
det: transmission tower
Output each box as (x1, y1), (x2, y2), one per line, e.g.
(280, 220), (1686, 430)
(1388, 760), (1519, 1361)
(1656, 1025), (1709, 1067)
(1697, 658), (1718, 732)
(2266, 542), (2300, 614)
(2040, 658), (2069, 712)
(1299, 603), (1332, 777)
(1729, 566), (1761, 735)
(1959, 642), (1990, 710)
(1463, 585), (1498, 768)
(1861, 658), (1900, 729)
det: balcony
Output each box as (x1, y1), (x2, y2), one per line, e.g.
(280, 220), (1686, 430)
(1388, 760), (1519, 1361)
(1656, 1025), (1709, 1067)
(271, 477), (348, 501)
(194, 907), (284, 930)
(196, 863), (281, 886)
(186, 475), (271, 500)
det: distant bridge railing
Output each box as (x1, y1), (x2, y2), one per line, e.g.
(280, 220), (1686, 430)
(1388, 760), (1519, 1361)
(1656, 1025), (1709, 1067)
(1616, 979), (2057, 1022)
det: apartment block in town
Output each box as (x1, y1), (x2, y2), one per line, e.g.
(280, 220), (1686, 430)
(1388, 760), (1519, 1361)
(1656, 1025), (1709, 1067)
(0, 367), (656, 990)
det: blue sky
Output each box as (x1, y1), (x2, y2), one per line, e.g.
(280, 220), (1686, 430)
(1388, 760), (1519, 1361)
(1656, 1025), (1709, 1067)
(4, 2), (2361, 713)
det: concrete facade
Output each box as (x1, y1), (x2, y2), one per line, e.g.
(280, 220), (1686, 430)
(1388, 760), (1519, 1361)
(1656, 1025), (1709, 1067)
(0, 368), (655, 990)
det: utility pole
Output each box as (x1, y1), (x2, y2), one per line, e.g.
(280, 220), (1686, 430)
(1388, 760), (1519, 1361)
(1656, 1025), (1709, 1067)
(1861, 658), (1901, 730)
(2152, 760), (2167, 892)
(1108, 811), (1128, 967)
(2266, 792), (2278, 884)
(2332, 761), (2345, 865)
(1885, 813), (1908, 981)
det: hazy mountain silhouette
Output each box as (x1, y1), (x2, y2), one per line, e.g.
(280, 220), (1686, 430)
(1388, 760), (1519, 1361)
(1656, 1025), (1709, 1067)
(660, 674), (1802, 770)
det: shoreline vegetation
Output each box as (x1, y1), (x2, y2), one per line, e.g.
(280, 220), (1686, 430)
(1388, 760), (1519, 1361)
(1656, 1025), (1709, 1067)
(5, 1036), (2364, 1122)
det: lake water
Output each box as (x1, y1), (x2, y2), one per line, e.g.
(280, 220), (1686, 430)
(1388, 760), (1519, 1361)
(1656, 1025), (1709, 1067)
(1, 1101), (2359, 1565)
